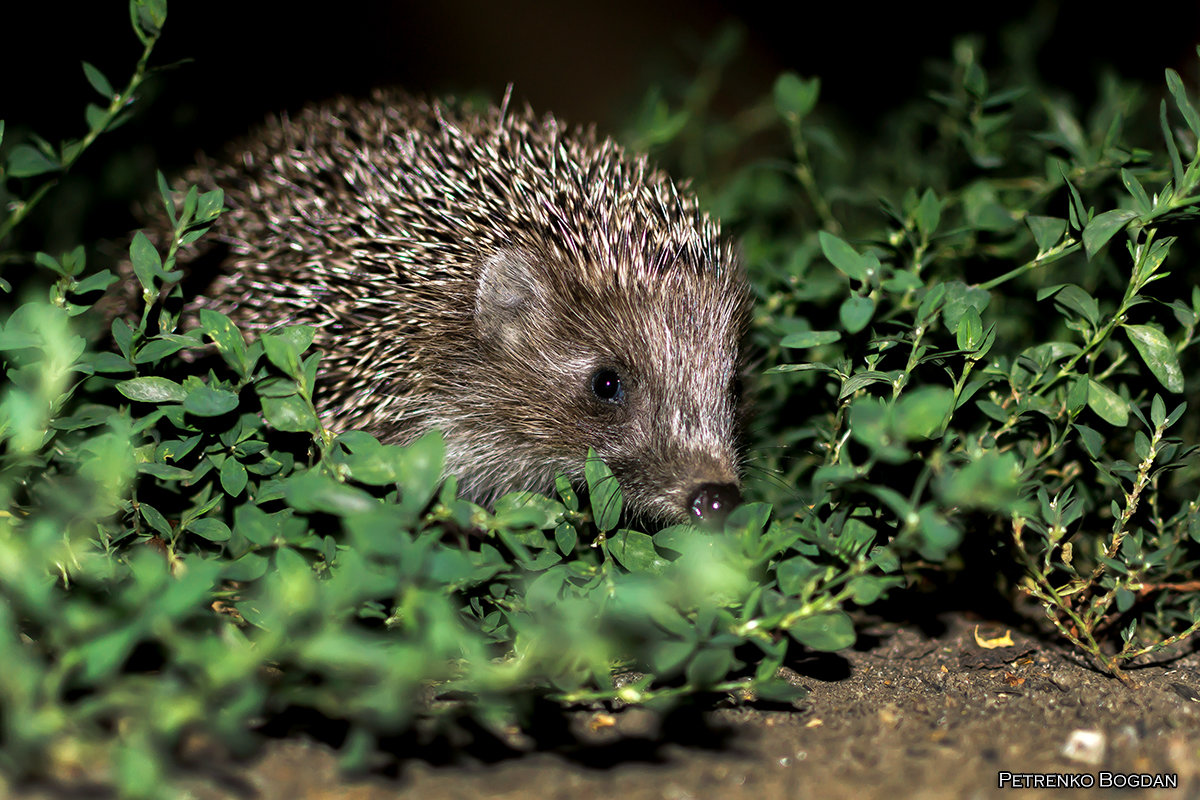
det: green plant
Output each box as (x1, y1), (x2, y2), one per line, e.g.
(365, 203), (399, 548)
(643, 34), (1200, 682)
(5, 5), (1200, 795)
(0, 5), (922, 796)
(0, 1), (166, 256)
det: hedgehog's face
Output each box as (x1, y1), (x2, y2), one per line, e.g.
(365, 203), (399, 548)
(470, 248), (750, 525)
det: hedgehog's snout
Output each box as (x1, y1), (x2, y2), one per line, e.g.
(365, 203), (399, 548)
(687, 482), (742, 528)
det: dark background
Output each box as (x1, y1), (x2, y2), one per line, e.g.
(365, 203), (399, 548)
(4, 1), (1200, 249)
(9, 1), (1200, 146)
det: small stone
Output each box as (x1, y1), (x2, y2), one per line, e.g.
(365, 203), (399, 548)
(1062, 729), (1105, 765)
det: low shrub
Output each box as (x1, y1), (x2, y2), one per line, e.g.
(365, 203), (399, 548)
(1, 3), (1197, 795)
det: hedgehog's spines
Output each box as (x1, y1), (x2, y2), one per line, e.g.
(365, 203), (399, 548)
(174, 91), (750, 522)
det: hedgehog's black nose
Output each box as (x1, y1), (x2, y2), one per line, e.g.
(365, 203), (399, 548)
(688, 482), (742, 527)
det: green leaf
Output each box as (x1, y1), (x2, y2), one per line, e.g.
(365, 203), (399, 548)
(7, 144), (60, 178)
(787, 611), (856, 651)
(199, 309), (251, 378)
(768, 362), (841, 375)
(220, 458), (248, 496)
(394, 430), (445, 513)
(935, 451), (1021, 512)
(1087, 379), (1129, 427)
(585, 449), (622, 531)
(646, 639), (693, 677)
(916, 282), (947, 323)
(839, 295), (876, 334)
(256, 376), (299, 399)
(129, 231), (163, 293)
(116, 377), (187, 403)
(913, 508), (961, 561)
(1067, 375), (1089, 413)
(493, 492), (564, 529)
(818, 231), (870, 282)
(156, 171), (177, 226)
(940, 281), (991, 331)
(184, 385), (239, 416)
(724, 502), (770, 537)
(1027, 216), (1066, 252)
(262, 326), (315, 379)
(915, 188), (941, 239)
(73, 269), (117, 295)
(848, 398), (898, 453)
(139, 503), (172, 537)
(1082, 209), (1137, 259)
(134, 337), (192, 364)
(81, 61), (115, 98)
(111, 317), (134, 360)
(1150, 394), (1167, 429)
(334, 432), (396, 485)
(1058, 166), (1089, 232)
(131, 0), (167, 41)
(1165, 68), (1200, 139)
(775, 556), (819, 595)
(1123, 324), (1184, 393)
(868, 545), (900, 573)
(197, 188), (225, 222)
(1073, 423), (1104, 459)
(285, 470), (377, 516)
(35, 251), (65, 276)
(223, 552), (269, 582)
(848, 576), (889, 604)
(962, 180), (1016, 230)
(839, 370), (893, 400)
(137, 462), (191, 480)
(1160, 100), (1185, 189)
(882, 269), (922, 293)
(75, 626), (141, 684)
(62, 245), (86, 277)
(608, 530), (668, 574)
(1039, 284), (1099, 327)
(773, 72), (820, 122)
(963, 60), (987, 98)
(233, 505), (281, 547)
(894, 387), (954, 440)
(781, 330), (841, 348)
(1120, 169), (1152, 215)
(685, 646), (734, 688)
(186, 518), (232, 542)
(955, 306), (983, 350)
(754, 678), (808, 703)
(260, 394), (319, 433)
(554, 522), (578, 556)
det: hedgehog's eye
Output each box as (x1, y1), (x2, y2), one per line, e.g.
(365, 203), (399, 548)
(591, 368), (625, 404)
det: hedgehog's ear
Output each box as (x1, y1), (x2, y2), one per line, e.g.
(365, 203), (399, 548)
(475, 249), (544, 346)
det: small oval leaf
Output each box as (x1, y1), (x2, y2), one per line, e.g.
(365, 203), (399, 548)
(781, 330), (841, 349)
(818, 231), (869, 282)
(184, 385), (239, 417)
(1087, 379), (1130, 427)
(1124, 324), (1184, 393)
(787, 611), (856, 652)
(585, 449), (623, 531)
(116, 377), (186, 403)
(839, 295), (876, 334)
(1082, 209), (1137, 259)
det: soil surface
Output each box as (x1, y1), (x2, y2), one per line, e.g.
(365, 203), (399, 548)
(16, 612), (1200, 800)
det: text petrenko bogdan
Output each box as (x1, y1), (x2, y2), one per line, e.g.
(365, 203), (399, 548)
(998, 771), (1178, 789)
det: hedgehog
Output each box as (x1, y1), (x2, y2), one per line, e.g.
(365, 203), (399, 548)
(174, 88), (750, 524)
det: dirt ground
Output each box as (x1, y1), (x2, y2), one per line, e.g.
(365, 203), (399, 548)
(15, 611), (1200, 800)
(165, 612), (1197, 800)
